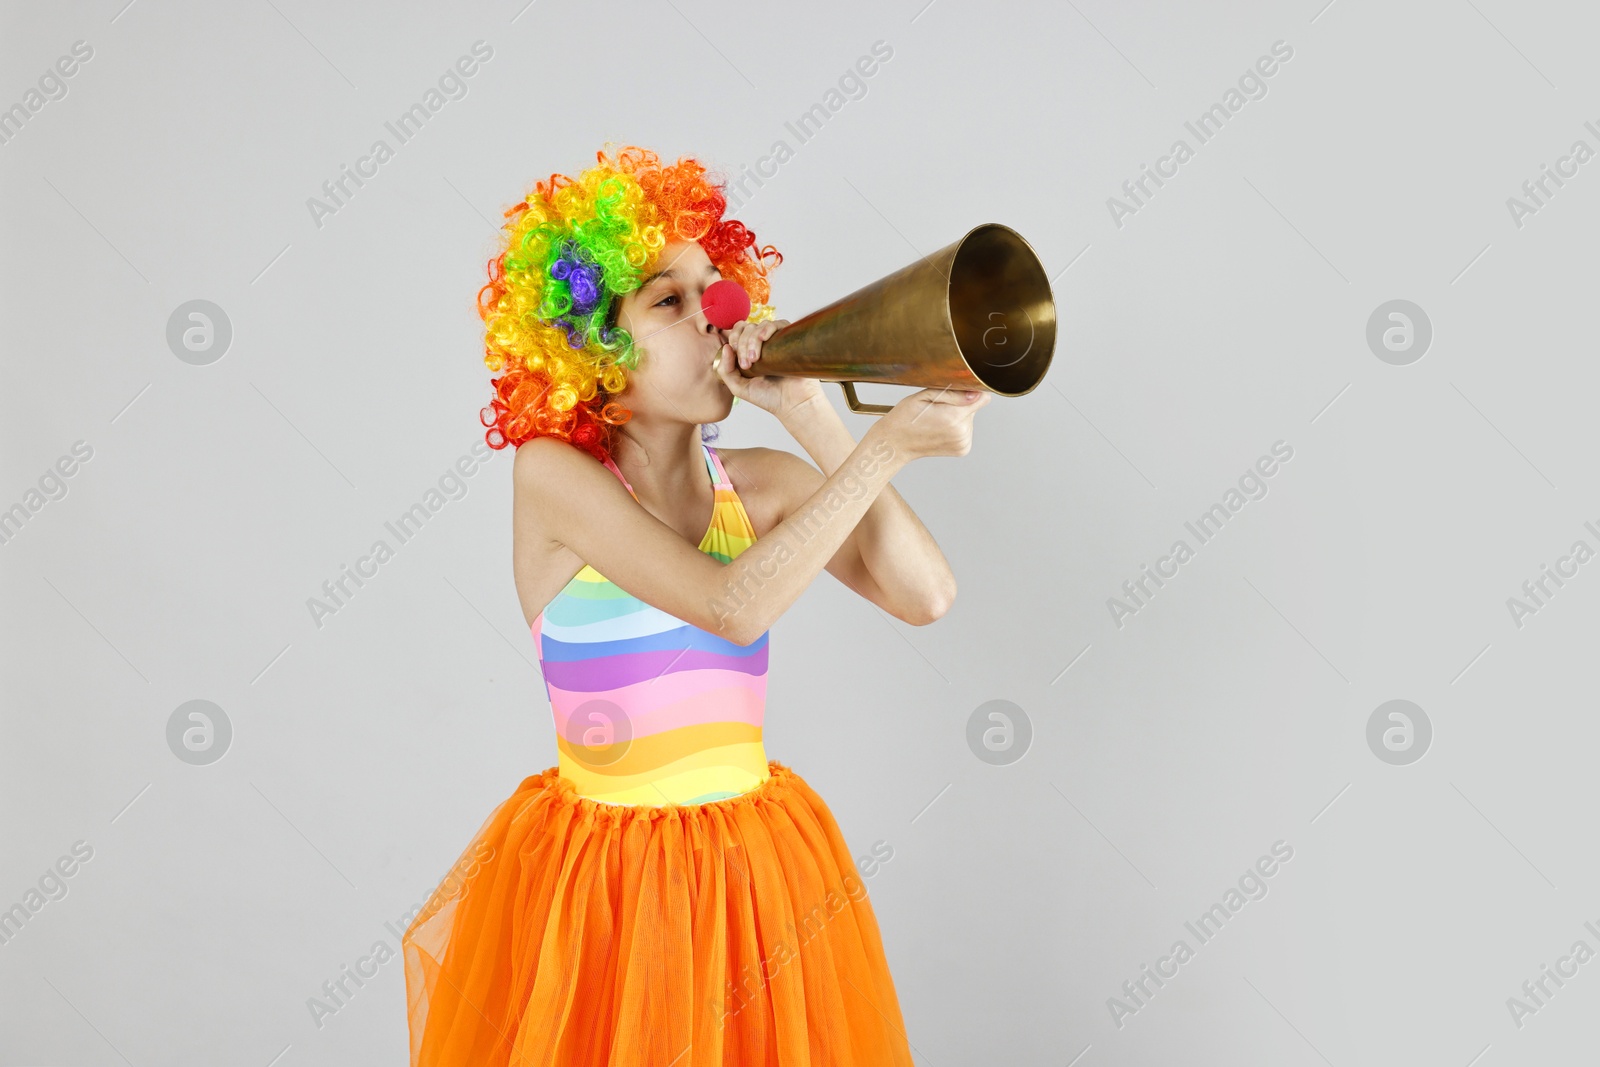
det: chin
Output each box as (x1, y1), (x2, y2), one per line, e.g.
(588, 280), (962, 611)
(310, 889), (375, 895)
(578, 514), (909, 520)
(707, 384), (736, 418)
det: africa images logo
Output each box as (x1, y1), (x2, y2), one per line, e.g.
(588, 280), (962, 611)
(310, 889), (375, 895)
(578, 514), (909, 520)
(1106, 840), (1295, 1029)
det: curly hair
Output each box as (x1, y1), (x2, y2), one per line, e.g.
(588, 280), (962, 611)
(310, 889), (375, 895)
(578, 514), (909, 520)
(477, 144), (783, 462)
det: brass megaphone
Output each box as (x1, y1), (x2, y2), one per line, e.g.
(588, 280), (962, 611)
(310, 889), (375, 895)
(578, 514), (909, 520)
(745, 222), (1058, 414)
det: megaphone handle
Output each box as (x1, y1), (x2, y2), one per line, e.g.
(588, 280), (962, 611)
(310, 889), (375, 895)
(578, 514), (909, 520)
(840, 382), (893, 416)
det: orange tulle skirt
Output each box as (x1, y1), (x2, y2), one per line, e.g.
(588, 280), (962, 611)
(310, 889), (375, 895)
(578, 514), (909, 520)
(401, 760), (915, 1066)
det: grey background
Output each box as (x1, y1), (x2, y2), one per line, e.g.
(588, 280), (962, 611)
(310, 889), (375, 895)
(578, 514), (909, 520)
(3, 0), (1597, 1063)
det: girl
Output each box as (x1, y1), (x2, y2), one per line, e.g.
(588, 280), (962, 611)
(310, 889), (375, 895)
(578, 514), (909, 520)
(402, 144), (989, 1065)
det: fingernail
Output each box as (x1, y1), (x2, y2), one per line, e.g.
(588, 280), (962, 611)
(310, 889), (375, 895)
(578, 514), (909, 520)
(965, 391), (980, 400)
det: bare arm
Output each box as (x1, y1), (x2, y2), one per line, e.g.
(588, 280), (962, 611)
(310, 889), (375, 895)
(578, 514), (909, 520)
(517, 422), (912, 646)
(742, 397), (956, 625)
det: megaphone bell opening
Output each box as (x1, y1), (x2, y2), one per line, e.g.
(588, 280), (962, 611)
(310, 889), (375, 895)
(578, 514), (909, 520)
(947, 225), (1057, 396)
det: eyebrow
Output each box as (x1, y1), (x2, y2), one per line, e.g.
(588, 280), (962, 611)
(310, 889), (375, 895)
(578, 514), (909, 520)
(638, 263), (722, 291)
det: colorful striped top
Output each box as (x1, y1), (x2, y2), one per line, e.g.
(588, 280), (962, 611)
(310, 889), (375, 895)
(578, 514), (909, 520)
(532, 442), (771, 806)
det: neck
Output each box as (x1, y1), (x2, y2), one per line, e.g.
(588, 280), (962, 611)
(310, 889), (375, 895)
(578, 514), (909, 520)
(611, 423), (708, 501)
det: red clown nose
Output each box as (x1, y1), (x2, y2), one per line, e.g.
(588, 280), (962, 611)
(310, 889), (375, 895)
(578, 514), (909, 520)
(700, 279), (751, 330)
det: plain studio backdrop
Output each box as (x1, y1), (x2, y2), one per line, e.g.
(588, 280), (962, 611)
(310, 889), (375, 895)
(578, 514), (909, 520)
(4, 0), (1600, 1063)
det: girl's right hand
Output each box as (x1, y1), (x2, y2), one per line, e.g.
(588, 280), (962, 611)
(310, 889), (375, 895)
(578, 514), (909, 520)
(874, 387), (993, 462)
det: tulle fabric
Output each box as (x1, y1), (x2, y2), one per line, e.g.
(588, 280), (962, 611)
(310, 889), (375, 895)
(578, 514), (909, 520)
(402, 760), (915, 1066)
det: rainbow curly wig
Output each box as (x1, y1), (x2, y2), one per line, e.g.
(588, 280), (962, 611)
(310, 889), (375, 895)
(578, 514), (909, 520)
(477, 144), (782, 461)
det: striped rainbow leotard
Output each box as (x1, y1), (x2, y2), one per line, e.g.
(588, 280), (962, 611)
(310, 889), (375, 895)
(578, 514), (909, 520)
(532, 442), (771, 806)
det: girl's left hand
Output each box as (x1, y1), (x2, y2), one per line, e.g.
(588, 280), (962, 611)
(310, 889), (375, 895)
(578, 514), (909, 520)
(715, 319), (825, 421)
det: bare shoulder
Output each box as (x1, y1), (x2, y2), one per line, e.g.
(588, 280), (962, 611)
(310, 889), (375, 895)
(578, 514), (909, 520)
(513, 434), (590, 491)
(713, 445), (823, 537)
(511, 436), (618, 509)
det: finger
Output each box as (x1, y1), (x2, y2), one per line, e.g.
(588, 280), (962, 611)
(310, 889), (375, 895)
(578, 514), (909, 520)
(752, 323), (781, 362)
(719, 342), (750, 389)
(746, 324), (768, 359)
(917, 386), (986, 405)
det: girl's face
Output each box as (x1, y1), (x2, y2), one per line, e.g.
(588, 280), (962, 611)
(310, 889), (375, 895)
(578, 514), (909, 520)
(614, 239), (733, 424)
